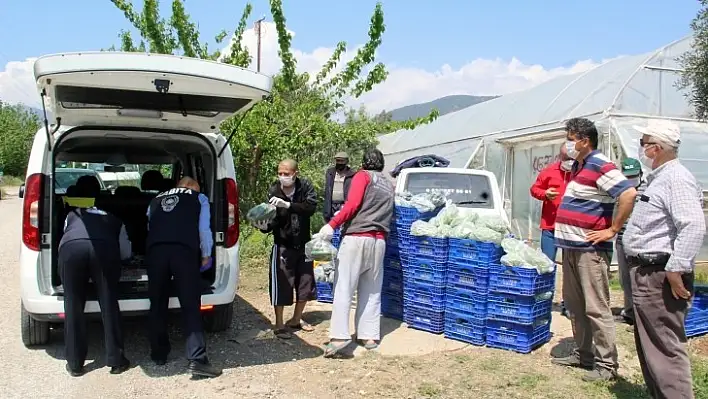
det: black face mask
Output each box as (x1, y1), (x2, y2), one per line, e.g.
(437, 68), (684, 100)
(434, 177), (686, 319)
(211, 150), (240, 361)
(335, 164), (347, 171)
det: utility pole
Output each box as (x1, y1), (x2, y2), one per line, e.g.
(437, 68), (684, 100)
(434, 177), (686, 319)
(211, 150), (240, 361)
(255, 17), (266, 73)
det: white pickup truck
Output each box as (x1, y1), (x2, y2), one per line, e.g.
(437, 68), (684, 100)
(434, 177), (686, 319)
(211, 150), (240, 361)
(393, 167), (509, 225)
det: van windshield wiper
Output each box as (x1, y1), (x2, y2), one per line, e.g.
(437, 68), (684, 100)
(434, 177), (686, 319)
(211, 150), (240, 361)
(456, 200), (488, 205)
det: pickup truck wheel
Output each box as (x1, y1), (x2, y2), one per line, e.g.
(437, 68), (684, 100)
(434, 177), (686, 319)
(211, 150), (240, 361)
(203, 303), (234, 332)
(21, 303), (50, 347)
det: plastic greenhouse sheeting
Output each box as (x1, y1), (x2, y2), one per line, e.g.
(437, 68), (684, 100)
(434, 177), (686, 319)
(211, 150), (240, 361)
(379, 36), (695, 169)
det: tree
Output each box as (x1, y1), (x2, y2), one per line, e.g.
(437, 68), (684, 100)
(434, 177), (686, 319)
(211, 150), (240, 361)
(109, 0), (437, 226)
(0, 101), (41, 177)
(678, 0), (708, 119)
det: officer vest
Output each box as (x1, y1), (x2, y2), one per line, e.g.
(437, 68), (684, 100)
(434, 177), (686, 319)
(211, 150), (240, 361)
(342, 171), (395, 235)
(146, 187), (201, 252)
(59, 208), (123, 250)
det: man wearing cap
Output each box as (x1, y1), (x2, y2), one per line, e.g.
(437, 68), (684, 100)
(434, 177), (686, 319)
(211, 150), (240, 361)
(623, 120), (705, 398)
(323, 152), (355, 223)
(614, 158), (645, 326)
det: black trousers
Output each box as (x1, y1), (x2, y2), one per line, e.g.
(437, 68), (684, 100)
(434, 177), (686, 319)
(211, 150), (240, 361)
(58, 239), (125, 369)
(146, 243), (206, 361)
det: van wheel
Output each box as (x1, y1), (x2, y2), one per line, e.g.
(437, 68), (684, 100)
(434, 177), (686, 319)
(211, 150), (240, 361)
(21, 303), (50, 347)
(203, 303), (234, 332)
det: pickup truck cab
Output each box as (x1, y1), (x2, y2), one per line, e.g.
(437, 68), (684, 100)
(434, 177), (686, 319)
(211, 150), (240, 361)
(393, 167), (509, 225)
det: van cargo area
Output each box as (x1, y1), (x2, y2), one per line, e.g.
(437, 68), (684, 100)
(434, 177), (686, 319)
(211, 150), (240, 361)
(46, 129), (221, 300)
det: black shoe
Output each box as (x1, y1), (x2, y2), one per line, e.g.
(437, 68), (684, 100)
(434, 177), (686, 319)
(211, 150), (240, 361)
(66, 364), (84, 377)
(188, 360), (222, 378)
(613, 314), (635, 326)
(110, 358), (131, 375)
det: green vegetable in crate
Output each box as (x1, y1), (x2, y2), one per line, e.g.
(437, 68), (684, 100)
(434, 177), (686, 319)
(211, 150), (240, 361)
(305, 235), (339, 262)
(246, 202), (277, 222)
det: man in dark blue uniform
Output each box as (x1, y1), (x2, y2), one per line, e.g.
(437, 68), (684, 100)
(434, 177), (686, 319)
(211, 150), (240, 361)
(58, 175), (132, 377)
(145, 176), (221, 378)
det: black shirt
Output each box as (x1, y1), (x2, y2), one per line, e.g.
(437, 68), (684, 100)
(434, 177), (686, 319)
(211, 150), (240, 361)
(264, 177), (317, 249)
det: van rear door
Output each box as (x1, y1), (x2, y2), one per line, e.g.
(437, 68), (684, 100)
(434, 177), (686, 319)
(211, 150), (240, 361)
(33, 52), (272, 133)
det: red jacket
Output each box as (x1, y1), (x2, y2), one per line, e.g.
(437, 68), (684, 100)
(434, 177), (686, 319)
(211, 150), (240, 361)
(529, 161), (571, 231)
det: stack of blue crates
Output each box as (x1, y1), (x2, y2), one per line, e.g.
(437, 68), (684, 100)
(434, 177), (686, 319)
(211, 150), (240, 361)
(404, 235), (449, 333)
(315, 228), (341, 304)
(391, 205), (441, 330)
(443, 239), (502, 345)
(381, 254), (404, 320)
(686, 285), (708, 338)
(485, 262), (555, 354)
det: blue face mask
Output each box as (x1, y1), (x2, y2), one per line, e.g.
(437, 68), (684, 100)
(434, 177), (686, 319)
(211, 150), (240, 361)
(627, 177), (641, 187)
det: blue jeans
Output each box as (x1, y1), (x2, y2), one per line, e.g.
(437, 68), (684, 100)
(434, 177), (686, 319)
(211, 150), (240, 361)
(540, 229), (558, 262)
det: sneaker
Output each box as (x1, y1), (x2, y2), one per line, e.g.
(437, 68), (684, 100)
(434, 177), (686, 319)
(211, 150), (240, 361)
(614, 314), (634, 326)
(551, 354), (593, 370)
(188, 359), (222, 378)
(581, 368), (617, 382)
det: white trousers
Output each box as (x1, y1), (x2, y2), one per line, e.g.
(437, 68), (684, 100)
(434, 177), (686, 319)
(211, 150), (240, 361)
(329, 235), (386, 340)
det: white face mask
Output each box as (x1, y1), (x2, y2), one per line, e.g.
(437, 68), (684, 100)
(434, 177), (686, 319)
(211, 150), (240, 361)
(560, 160), (574, 171)
(279, 175), (295, 187)
(565, 141), (580, 160)
(637, 146), (654, 169)
(627, 177), (641, 187)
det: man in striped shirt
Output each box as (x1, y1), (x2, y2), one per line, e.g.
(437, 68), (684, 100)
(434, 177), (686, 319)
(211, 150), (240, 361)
(551, 118), (638, 382)
(614, 158), (645, 326)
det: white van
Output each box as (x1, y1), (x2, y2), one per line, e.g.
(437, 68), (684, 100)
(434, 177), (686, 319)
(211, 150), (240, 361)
(19, 52), (272, 346)
(394, 167), (509, 224)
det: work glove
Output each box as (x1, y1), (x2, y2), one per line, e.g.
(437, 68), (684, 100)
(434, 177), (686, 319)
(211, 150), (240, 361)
(269, 197), (290, 209)
(318, 224), (335, 240)
(200, 257), (213, 272)
(252, 219), (270, 231)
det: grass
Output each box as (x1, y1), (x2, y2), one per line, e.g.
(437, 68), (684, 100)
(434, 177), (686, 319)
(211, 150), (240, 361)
(0, 175), (23, 187)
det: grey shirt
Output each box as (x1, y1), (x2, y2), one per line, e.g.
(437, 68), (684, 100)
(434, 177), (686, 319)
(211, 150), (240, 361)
(623, 159), (706, 273)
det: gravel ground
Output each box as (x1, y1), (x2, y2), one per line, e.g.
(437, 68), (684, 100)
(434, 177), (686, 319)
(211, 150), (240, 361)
(0, 192), (325, 399)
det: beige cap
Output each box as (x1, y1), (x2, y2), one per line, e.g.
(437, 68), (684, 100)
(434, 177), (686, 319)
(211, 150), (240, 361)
(633, 120), (681, 148)
(334, 151), (349, 160)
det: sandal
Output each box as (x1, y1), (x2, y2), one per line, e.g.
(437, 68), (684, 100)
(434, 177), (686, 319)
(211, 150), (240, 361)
(286, 320), (315, 332)
(273, 328), (293, 339)
(323, 339), (352, 358)
(358, 340), (379, 350)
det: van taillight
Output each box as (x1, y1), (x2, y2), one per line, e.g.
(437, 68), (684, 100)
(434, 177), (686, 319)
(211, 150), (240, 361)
(22, 173), (43, 251)
(225, 178), (239, 247)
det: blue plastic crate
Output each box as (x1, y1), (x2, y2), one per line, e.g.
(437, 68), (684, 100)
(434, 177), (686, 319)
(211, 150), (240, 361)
(488, 264), (556, 296)
(486, 291), (553, 324)
(382, 274), (404, 295)
(692, 292), (708, 311)
(404, 282), (446, 310)
(404, 303), (445, 334)
(382, 294), (404, 320)
(405, 258), (447, 284)
(395, 205), (440, 224)
(448, 238), (504, 265)
(409, 236), (449, 262)
(385, 255), (404, 272)
(446, 262), (490, 292)
(316, 282), (334, 303)
(446, 280), (488, 298)
(331, 228), (342, 248)
(486, 317), (552, 354)
(444, 310), (486, 346)
(445, 292), (487, 318)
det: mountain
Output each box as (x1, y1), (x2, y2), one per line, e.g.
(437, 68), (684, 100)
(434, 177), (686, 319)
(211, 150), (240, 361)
(386, 94), (498, 121)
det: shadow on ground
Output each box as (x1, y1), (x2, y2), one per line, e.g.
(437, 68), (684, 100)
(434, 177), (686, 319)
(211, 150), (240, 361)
(28, 294), (323, 378)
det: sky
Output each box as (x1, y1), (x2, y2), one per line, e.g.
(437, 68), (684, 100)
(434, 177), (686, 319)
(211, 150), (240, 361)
(0, 0), (702, 113)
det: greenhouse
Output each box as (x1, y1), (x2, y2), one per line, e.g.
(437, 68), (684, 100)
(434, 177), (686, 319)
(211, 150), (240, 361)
(378, 36), (708, 261)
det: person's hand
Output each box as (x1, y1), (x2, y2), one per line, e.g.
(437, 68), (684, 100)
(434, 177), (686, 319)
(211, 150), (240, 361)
(200, 257), (213, 272)
(667, 272), (691, 300)
(586, 228), (616, 245)
(318, 224), (334, 239)
(545, 188), (559, 200)
(252, 219), (269, 230)
(269, 197), (290, 209)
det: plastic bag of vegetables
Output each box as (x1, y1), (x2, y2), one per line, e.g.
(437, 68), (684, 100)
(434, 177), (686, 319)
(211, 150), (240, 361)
(305, 235), (339, 262)
(246, 202), (277, 223)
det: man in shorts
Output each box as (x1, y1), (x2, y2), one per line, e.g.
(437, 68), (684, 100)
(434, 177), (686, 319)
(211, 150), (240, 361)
(252, 159), (318, 339)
